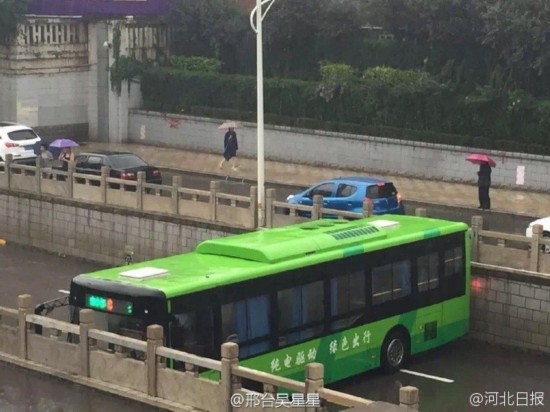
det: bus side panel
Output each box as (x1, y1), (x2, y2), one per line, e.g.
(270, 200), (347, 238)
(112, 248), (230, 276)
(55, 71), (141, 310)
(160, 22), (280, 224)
(235, 315), (426, 386)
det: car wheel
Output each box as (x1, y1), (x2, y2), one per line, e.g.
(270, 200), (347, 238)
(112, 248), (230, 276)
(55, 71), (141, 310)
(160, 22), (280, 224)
(380, 328), (410, 373)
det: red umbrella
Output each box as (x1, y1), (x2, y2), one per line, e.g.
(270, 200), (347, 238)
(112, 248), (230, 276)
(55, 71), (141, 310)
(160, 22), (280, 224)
(466, 153), (496, 167)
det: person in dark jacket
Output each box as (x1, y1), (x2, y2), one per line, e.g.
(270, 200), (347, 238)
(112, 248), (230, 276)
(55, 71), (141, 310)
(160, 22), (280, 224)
(218, 127), (238, 171)
(477, 162), (492, 209)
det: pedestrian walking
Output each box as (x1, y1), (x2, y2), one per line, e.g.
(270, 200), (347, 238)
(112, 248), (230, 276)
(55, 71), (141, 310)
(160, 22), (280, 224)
(477, 162), (492, 209)
(218, 127), (238, 171)
(38, 143), (54, 178)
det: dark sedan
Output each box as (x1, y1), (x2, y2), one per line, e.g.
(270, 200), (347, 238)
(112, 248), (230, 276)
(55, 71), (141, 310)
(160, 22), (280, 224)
(75, 151), (162, 187)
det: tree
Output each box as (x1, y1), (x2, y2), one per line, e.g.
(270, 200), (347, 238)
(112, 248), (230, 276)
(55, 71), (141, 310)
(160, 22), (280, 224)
(479, 0), (550, 94)
(0, 0), (30, 46)
(168, 0), (252, 73)
(262, 0), (364, 77)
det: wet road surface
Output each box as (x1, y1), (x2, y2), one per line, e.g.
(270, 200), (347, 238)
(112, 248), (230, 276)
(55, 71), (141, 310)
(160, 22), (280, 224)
(331, 338), (550, 411)
(0, 242), (106, 320)
(0, 361), (165, 412)
(3, 237), (550, 411)
(0, 243), (164, 412)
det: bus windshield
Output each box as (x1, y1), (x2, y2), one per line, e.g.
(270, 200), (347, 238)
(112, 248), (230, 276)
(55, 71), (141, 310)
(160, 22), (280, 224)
(70, 304), (146, 340)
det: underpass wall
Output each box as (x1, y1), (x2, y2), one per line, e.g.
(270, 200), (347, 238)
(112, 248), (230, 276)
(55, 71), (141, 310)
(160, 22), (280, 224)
(128, 110), (550, 191)
(470, 268), (550, 353)
(0, 190), (242, 266)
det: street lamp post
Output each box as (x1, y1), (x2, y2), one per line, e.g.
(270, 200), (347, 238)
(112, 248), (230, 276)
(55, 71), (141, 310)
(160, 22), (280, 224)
(250, 0), (275, 228)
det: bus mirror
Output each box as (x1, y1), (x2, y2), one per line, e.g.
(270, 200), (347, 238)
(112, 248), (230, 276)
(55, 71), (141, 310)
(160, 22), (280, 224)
(225, 334), (239, 343)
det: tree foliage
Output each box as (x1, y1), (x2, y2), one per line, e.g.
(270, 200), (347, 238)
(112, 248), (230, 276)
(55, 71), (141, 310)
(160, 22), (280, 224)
(168, 0), (252, 73)
(363, 0), (550, 95)
(0, 0), (30, 46)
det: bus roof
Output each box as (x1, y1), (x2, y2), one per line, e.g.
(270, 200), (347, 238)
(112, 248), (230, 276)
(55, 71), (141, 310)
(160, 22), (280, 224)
(72, 215), (468, 299)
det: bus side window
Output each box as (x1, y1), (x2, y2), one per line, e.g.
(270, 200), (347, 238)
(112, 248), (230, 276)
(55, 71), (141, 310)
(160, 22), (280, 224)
(372, 264), (392, 304)
(169, 310), (213, 357)
(278, 281), (323, 346)
(417, 253), (439, 292)
(445, 246), (463, 276)
(222, 295), (271, 358)
(392, 259), (411, 298)
(330, 271), (366, 331)
(372, 260), (411, 304)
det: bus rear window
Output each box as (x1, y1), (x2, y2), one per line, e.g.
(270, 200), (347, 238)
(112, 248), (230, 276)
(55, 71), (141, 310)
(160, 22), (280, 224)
(366, 183), (397, 199)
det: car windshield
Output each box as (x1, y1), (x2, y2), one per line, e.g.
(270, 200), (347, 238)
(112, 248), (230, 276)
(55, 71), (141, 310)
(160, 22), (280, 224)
(366, 183), (398, 199)
(109, 154), (148, 169)
(8, 129), (38, 141)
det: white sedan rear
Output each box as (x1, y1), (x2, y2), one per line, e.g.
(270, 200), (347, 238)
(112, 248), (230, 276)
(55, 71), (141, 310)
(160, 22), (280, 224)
(525, 217), (550, 237)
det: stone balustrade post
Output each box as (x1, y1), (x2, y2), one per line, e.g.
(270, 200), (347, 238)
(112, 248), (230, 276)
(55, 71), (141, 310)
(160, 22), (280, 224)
(210, 181), (221, 222)
(79, 309), (95, 377)
(305, 363), (324, 412)
(146, 325), (163, 397)
(399, 386), (419, 410)
(17, 294), (33, 360)
(265, 188), (276, 228)
(530, 224), (543, 272)
(34, 156), (42, 194)
(100, 166), (110, 204)
(67, 160), (75, 198)
(312, 195), (323, 220)
(415, 208), (427, 217)
(471, 216), (483, 262)
(171, 175), (181, 214)
(221, 342), (240, 412)
(249, 186), (258, 229)
(6, 154), (13, 189)
(363, 199), (373, 217)
(136, 171), (145, 211)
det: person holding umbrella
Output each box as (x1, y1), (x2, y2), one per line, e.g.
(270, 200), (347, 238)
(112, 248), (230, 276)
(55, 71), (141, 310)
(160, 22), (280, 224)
(48, 138), (78, 172)
(467, 153), (495, 210)
(218, 121), (239, 171)
(477, 162), (492, 209)
(38, 143), (54, 178)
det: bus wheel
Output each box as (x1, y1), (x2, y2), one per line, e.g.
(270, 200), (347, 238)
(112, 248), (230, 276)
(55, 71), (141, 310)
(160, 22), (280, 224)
(381, 329), (410, 373)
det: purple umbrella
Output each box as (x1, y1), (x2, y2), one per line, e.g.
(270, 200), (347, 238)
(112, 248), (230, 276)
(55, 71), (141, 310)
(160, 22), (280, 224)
(49, 138), (79, 149)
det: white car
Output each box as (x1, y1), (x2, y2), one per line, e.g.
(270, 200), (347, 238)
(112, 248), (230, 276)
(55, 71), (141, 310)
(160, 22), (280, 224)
(526, 217), (550, 253)
(526, 217), (550, 237)
(0, 122), (41, 162)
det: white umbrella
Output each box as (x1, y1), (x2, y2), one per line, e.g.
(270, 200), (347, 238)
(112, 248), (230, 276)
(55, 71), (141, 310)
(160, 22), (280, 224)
(218, 121), (241, 129)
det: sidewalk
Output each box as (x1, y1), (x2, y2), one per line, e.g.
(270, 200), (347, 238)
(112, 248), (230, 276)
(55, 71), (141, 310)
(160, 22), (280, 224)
(82, 141), (548, 218)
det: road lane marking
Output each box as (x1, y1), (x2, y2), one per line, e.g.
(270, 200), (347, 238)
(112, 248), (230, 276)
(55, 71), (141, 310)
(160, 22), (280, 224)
(58, 289), (70, 294)
(400, 369), (454, 383)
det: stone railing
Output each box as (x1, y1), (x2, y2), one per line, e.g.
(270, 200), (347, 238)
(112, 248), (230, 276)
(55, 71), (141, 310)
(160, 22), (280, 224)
(2, 156), (548, 275)
(0, 17), (89, 73)
(0, 156), (370, 230)
(0, 294), (419, 412)
(471, 215), (550, 275)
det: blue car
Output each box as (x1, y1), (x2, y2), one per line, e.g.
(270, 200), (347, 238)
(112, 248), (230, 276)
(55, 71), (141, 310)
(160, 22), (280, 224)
(285, 176), (405, 217)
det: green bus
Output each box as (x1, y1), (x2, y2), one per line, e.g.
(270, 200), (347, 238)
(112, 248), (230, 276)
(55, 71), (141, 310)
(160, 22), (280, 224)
(69, 215), (470, 384)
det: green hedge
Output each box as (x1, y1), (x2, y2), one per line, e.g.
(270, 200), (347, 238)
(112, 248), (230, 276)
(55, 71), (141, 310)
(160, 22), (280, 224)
(141, 68), (550, 156)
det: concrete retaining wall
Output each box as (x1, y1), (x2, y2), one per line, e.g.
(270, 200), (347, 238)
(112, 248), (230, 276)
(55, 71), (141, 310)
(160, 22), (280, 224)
(0, 191), (241, 266)
(128, 110), (550, 191)
(471, 269), (550, 354)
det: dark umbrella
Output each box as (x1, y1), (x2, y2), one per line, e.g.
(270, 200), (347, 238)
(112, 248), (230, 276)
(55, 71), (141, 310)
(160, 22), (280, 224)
(33, 140), (45, 156)
(33, 140), (61, 158)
